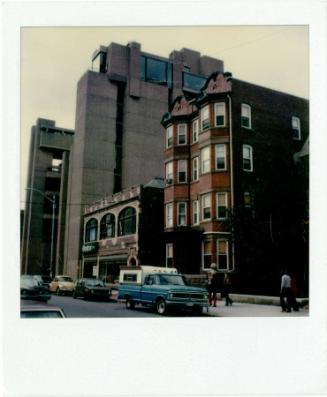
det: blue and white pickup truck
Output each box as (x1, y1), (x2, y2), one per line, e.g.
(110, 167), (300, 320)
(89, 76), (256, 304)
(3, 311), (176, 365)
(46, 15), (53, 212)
(118, 266), (208, 315)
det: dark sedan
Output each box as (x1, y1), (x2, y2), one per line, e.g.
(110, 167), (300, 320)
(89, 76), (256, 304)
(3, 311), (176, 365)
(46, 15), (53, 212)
(20, 275), (51, 302)
(73, 278), (111, 300)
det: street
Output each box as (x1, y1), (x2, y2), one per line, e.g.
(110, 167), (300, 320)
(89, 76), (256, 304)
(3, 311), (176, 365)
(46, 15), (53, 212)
(48, 295), (309, 318)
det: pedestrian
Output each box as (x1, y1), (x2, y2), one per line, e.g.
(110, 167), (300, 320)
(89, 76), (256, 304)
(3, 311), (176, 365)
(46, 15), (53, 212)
(289, 273), (299, 311)
(223, 273), (233, 306)
(207, 263), (219, 307)
(280, 270), (292, 312)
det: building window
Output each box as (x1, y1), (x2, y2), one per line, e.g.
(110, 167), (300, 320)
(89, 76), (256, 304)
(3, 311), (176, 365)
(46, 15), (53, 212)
(241, 104), (252, 129)
(201, 146), (210, 174)
(100, 213), (115, 239)
(243, 145), (253, 172)
(118, 207), (136, 236)
(178, 160), (187, 183)
(166, 243), (174, 267)
(292, 117), (301, 140)
(202, 241), (212, 270)
(85, 218), (98, 242)
(177, 202), (187, 226)
(215, 103), (226, 127)
(217, 240), (229, 270)
(216, 192), (228, 219)
(192, 120), (199, 143)
(165, 203), (173, 227)
(166, 126), (173, 148)
(183, 72), (206, 92)
(215, 144), (227, 171)
(201, 193), (211, 221)
(140, 55), (172, 87)
(192, 157), (199, 181)
(165, 161), (173, 183)
(193, 200), (199, 225)
(177, 124), (187, 145)
(201, 105), (210, 131)
(244, 192), (253, 208)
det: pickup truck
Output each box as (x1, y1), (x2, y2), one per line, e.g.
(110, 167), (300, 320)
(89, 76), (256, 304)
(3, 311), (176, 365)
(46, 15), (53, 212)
(118, 266), (209, 315)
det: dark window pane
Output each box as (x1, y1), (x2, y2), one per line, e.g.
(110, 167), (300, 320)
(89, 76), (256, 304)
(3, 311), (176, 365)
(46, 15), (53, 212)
(216, 158), (225, 169)
(203, 255), (211, 269)
(183, 72), (206, 92)
(241, 116), (250, 127)
(216, 115), (225, 126)
(203, 208), (211, 219)
(100, 213), (115, 239)
(218, 255), (227, 269)
(118, 207), (136, 236)
(218, 207), (227, 218)
(86, 218), (98, 242)
(202, 119), (209, 130)
(140, 56), (146, 80)
(146, 58), (167, 85)
(167, 63), (173, 88)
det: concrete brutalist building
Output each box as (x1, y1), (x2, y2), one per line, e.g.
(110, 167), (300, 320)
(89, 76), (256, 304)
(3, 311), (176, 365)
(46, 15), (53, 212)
(64, 41), (224, 278)
(21, 118), (74, 277)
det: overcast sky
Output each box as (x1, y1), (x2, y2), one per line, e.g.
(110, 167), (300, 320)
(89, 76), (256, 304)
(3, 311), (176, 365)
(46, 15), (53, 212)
(20, 25), (309, 208)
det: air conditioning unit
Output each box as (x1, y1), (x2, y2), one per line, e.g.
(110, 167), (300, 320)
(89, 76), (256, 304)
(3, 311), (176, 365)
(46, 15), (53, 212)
(165, 178), (173, 185)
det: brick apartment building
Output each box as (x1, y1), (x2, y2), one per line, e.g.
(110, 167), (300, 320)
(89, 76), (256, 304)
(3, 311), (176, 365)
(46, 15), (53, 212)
(161, 72), (309, 296)
(81, 178), (164, 281)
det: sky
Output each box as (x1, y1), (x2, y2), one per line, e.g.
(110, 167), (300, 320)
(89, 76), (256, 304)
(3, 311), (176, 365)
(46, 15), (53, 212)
(20, 25), (309, 209)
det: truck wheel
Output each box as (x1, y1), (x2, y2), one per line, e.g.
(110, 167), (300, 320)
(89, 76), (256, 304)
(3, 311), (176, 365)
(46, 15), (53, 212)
(156, 299), (167, 315)
(126, 298), (135, 309)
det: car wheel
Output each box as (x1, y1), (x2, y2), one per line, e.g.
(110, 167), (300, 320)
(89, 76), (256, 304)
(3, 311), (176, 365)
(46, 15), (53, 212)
(156, 299), (167, 315)
(56, 288), (61, 296)
(125, 298), (135, 309)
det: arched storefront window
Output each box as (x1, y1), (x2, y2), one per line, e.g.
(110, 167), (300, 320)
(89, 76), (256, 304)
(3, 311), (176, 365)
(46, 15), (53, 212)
(118, 207), (136, 236)
(100, 213), (115, 239)
(85, 218), (98, 242)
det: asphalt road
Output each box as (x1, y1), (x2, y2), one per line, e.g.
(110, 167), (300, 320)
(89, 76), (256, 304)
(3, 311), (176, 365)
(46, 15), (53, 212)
(47, 295), (309, 318)
(49, 295), (210, 318)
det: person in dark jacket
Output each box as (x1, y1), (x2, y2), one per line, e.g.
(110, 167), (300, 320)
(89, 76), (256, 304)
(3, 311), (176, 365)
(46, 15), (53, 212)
(223, 273), (233, 306)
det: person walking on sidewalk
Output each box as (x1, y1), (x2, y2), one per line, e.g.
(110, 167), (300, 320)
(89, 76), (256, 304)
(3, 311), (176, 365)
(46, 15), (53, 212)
(280, 270), (292, 312)
(223, 273), (233, 306)
(207, 263), (219, 307)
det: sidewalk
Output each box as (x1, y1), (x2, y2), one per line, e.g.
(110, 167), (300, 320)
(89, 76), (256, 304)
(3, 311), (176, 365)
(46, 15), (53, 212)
(207, 300), (309, 317)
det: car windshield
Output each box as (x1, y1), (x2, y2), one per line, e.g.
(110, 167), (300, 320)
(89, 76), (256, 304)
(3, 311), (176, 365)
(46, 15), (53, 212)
(21, 277), (40, 287)
(158, 274), (186, 286)
(85, 279), (105, 287)
(21, 311), (64, 318)
(58, 276), (73, 282)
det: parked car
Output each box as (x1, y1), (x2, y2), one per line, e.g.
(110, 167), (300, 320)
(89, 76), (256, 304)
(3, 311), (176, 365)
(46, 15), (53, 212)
(73, 278), (111, 300)
(49, 275), (74, 295)
(20, 275), (51, 302)
(20, 300), (65, 318)
(33, 275), (52, 289)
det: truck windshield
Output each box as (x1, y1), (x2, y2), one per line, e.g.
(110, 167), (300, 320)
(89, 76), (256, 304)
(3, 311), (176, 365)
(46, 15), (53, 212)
(158, 274), (186, 286)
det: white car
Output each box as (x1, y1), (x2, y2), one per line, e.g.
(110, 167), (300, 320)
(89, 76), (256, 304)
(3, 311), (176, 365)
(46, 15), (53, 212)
(49, 275), (74, 295)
